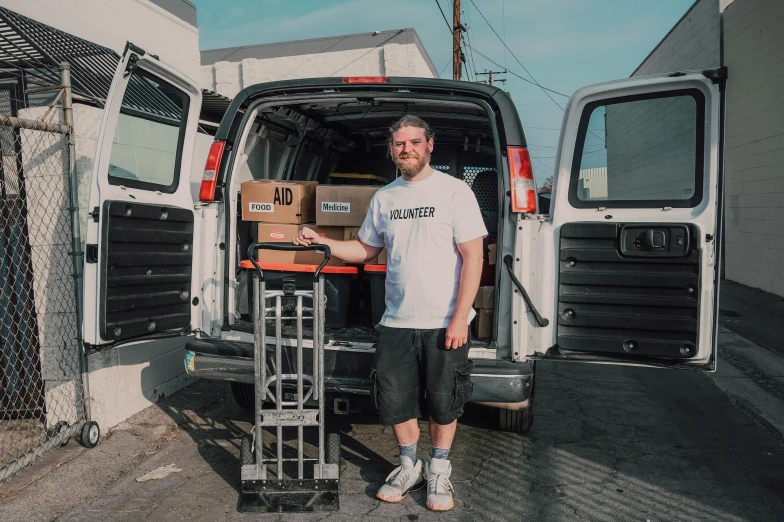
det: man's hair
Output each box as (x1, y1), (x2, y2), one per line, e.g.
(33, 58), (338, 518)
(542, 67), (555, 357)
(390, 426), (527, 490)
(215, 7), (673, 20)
(388, 115), (434, 142)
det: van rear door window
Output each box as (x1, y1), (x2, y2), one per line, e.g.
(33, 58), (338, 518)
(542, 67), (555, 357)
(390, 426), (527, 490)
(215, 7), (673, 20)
(107, 68), (189, 193)
(568, 90), (704, 208)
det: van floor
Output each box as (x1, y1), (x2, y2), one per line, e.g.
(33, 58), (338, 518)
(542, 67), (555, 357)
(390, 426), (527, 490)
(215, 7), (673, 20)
(229, 321), (492, 348)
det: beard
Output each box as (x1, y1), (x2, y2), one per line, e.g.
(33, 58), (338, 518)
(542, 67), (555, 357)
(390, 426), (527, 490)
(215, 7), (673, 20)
(393, 149), (431, 177)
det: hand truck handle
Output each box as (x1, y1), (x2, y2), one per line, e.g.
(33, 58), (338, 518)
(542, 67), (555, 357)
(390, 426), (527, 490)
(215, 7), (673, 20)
(247, 242), (332, 282)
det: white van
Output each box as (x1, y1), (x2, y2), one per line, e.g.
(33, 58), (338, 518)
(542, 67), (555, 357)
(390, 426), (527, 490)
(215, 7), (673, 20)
(82, 43), (725, 433)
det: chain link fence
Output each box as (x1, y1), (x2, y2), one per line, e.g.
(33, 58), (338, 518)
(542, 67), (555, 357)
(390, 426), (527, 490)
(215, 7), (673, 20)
(0, 83), (88, 481)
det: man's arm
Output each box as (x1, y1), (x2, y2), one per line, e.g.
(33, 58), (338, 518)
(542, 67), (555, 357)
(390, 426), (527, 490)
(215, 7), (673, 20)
(445, 236), (484, 349)
(293, 226), (382, 264)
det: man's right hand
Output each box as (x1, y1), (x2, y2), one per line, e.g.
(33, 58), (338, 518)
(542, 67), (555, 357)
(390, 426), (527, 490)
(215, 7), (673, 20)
(293, 226), (320, 246)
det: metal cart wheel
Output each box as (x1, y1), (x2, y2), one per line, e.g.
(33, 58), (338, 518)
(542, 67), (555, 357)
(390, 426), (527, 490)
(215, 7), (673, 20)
(326, 433), (341, 465)
(241, 437), (255, 465)
(79, 421), (100, 448)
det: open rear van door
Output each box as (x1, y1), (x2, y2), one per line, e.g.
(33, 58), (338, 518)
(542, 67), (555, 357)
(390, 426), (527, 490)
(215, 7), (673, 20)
(82, 43), (204, 349)
(525, 69), (725, 370)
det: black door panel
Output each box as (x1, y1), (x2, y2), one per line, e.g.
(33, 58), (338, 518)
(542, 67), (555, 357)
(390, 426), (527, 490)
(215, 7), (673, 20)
(100, 201), (194, 341)
(558, 222), (700, 359)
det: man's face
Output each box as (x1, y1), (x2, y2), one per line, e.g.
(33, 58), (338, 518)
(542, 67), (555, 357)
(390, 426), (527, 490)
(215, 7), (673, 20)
(390, 125), (433, 177)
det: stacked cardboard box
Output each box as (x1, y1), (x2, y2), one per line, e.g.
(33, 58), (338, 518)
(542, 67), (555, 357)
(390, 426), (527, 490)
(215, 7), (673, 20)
(240, 180), (382, 265)
(474, 285), (495, 339)
(242, 180), (317, 224)
(487, 243), (497, 265)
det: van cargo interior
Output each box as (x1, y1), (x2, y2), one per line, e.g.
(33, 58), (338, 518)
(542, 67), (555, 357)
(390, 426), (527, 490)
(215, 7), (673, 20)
(230, 97), (501, 347)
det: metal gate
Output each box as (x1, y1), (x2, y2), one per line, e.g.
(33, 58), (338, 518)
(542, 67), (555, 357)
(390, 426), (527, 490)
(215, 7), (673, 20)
(0, 65), (89, 482)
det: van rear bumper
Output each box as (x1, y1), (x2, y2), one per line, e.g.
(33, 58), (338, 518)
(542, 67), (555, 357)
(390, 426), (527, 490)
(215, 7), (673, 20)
(184, 339), (533, 404)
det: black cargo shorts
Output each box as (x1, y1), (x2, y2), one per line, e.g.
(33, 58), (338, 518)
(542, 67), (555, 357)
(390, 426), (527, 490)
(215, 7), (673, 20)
(371, 325), (474, 426)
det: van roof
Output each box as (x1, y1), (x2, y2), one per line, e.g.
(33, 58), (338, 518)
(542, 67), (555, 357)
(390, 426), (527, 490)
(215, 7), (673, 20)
(214, 76), (526, 147)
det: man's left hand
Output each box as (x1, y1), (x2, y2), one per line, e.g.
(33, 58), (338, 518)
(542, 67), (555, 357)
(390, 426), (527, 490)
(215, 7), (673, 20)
(445, 318), (468, 350)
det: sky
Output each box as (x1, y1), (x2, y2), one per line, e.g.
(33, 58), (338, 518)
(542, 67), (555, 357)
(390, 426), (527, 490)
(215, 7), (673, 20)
(191, 0), (696, 183)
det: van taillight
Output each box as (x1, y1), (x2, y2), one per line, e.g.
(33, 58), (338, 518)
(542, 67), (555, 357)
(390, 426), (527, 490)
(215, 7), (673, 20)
(199, 140), (226, 202)
(508, 147), (537, 213)
(342, 76), (389, 84)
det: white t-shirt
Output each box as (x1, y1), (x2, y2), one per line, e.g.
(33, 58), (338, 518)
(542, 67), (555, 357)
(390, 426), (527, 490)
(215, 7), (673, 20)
(359, 170), (488, 329)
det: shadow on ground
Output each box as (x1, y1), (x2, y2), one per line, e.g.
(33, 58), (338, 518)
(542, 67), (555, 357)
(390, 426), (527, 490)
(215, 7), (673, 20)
(145, 359), (784, 521)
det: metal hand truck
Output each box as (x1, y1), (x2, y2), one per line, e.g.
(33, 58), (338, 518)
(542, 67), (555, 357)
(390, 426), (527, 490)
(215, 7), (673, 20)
(238, 243), (340, 513)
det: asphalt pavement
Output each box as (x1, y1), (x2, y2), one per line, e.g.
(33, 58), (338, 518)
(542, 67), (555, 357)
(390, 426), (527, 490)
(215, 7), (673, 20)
(1, 281), (784, 521)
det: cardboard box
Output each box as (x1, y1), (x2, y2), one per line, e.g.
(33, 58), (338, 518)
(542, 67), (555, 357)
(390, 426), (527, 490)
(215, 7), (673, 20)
(344, 227), (378, 263)
(316, 185), (378, 226)
(474, 286), (495, 309)
(344, 227), (361, 242)
(377, 248), (388, 265)
(241, 180), (317, 224)
(477, 309), (494, 338)
(255, 224), (344, 265)
(487, 244), (497, 265)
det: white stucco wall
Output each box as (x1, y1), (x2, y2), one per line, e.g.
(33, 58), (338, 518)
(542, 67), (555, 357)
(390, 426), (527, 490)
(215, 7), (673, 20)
(628, 0), (784, 297)
(632, 0), (721, 77)
(722, 0), (784, 296)
(200, 42), (436, 98)
(3, 0), (200, 80)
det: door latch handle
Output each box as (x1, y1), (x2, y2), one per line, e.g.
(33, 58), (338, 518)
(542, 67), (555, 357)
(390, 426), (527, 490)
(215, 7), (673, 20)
(645, 229), (666, 250)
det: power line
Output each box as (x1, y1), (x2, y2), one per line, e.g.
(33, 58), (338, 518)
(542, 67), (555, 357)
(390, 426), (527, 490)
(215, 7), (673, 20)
(466, 44), (568, 97)
(530, 156), (554, 170)
(467, 0), (568, 106)
(462, 2), (481, 81)
(433, 0), (453, 33)
(461, 25), (479, 81)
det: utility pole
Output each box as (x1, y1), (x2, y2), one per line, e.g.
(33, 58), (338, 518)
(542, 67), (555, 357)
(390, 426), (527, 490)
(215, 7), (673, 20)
(476, 69), (507, 87)
(452, 0), (462, 80)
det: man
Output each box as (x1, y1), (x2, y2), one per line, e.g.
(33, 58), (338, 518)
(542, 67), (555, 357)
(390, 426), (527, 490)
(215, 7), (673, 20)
(294, 115), (486, 511)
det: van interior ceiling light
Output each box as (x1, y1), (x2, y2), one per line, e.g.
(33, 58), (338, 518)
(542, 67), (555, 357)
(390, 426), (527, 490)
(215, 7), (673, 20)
(199, 140), (226, 202)
(508, 147), (537, 213)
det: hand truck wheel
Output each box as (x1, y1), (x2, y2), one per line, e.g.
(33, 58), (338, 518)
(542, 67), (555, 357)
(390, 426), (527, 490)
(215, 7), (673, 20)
(241, 437), (255, 465)
(79, 421), (101, 448)
(326, 433), (341, 465)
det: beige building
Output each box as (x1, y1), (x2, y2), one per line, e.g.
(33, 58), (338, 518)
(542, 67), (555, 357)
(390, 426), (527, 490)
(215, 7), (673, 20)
(199, 29), (438, 99)
(631, 0), (784, 296)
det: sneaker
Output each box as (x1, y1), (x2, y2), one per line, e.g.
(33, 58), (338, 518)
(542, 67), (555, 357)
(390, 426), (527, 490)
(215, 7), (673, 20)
(376, 456), (425, 502)
(425, 458), (455, 511)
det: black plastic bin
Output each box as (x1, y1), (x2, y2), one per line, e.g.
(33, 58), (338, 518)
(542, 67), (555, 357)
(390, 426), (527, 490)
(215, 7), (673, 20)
(241, 261), (358, 329)
(364, 264), (386, 325)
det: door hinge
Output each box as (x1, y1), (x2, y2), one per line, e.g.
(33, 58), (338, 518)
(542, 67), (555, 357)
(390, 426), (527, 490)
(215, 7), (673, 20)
(124, 54), (139, 78)
(702, 67), (728, 83)
(86, 244), (98, 263)
(89, 206), (99, 222)
(706, 234), (714, 242)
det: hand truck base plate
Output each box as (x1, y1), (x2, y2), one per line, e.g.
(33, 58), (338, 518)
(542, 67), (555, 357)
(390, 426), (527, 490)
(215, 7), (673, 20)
(238, 479), (339, 513)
